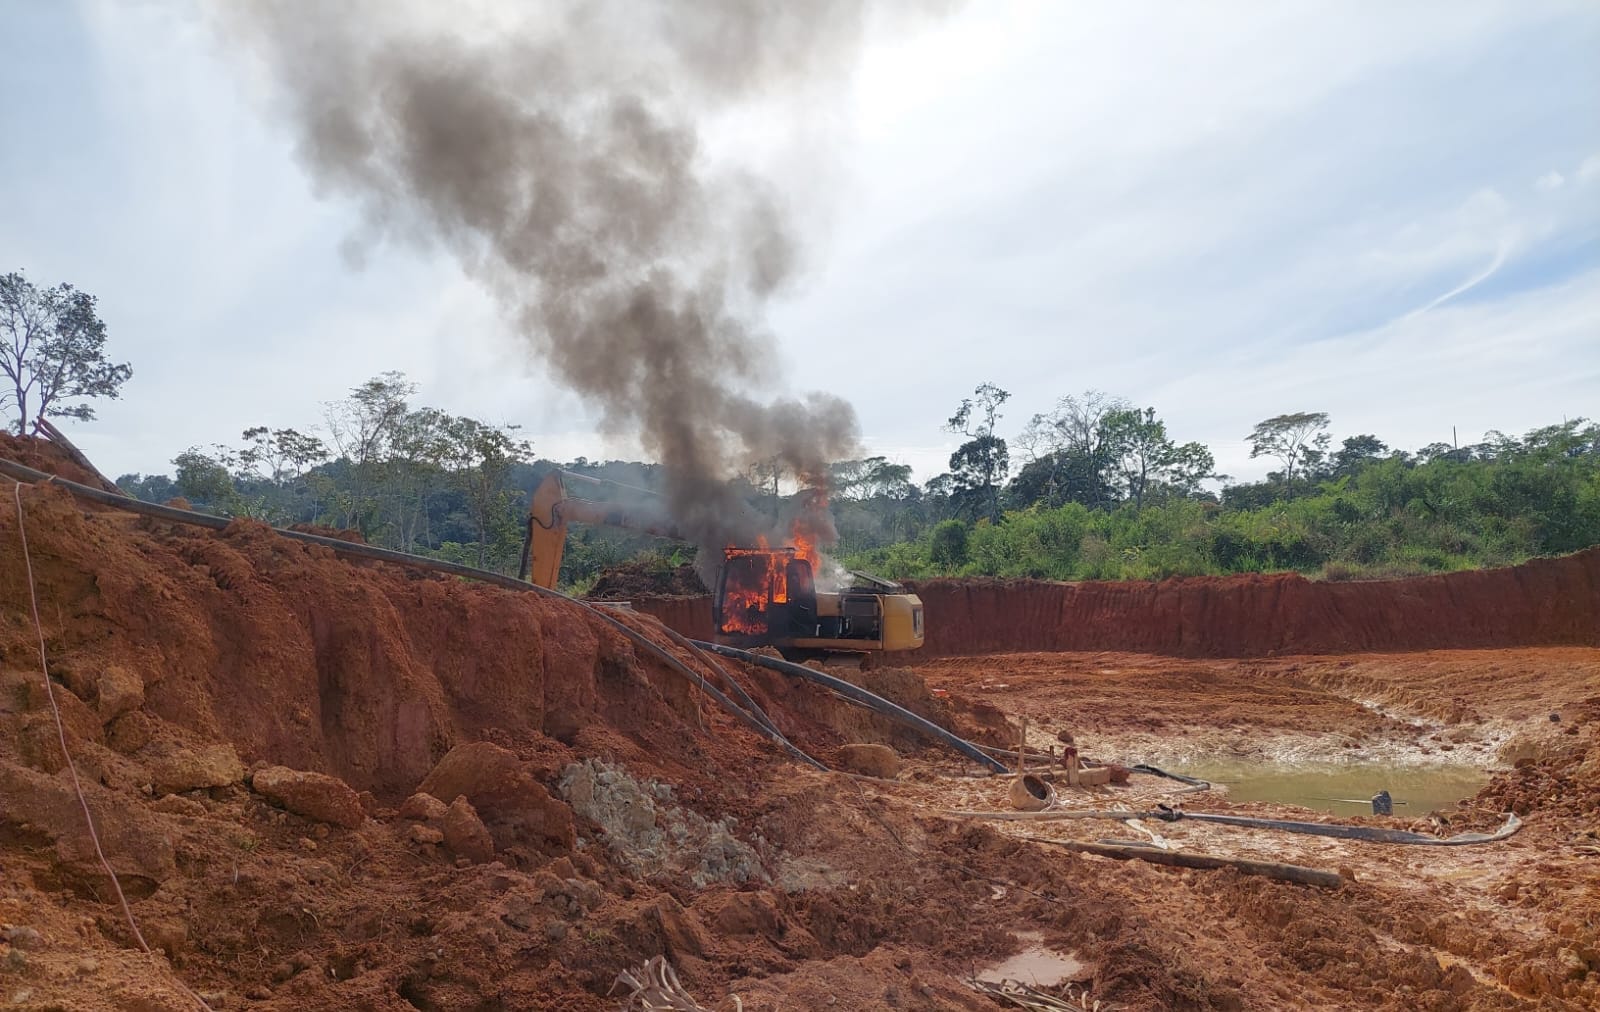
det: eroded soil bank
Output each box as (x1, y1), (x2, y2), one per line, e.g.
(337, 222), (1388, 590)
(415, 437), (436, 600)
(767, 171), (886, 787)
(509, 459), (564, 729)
(1, 437), (1596, 1010)
(630, 551), (1600, 658)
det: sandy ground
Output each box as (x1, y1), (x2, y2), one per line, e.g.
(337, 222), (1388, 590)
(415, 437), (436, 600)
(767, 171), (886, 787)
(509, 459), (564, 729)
(874, 649), (1600, 1007)
(5, 645), (1594, 1010)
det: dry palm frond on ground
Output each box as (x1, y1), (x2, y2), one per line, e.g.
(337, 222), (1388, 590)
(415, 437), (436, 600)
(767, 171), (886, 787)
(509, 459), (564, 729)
(613, 956), (743, 1011)
(968, 976), (1113, 1011)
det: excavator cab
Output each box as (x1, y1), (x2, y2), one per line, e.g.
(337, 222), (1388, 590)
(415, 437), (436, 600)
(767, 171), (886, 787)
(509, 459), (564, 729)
(712, 549), (823, 643)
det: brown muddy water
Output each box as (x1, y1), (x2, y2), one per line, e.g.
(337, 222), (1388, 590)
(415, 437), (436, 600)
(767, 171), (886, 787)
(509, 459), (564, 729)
(1177, 760), (1491, 815)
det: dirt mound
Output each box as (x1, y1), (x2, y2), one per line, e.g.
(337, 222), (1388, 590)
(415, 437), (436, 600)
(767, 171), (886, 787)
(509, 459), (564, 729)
(1469, 695), (1600, 822)
(588, 559), (708, 600)
(0, 443), (1047, 1007)
(0, 431), (112, 490)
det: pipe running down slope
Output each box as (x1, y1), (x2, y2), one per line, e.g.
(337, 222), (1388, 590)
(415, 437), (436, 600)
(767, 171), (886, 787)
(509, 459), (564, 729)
(690, 640), (1010, 774)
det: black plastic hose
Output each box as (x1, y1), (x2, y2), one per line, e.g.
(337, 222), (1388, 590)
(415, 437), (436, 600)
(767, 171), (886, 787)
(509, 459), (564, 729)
(943, 805), (1521, 846)
(688, 640), (1011, 774)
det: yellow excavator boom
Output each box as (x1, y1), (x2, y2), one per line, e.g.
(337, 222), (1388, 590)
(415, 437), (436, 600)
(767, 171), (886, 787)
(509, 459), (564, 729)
(520, 470), (680, 588)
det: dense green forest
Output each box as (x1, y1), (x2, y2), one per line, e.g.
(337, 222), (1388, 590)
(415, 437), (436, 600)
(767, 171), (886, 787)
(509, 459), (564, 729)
(112, 373), (1600, 589)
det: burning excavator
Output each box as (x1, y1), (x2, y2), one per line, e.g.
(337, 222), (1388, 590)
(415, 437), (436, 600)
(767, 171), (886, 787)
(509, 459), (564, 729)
(519, 470), (924, 658)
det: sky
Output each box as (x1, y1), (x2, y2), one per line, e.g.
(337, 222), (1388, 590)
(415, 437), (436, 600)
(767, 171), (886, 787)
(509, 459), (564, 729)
(1, 0), (1596, 486)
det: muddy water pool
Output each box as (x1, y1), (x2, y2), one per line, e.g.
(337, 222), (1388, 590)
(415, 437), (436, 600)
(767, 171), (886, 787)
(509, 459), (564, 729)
(1176, 760), (1491, 815)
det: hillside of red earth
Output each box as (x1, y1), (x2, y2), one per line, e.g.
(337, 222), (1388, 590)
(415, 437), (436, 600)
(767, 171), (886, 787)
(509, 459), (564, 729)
(1, 433), (1597, 1010)
(627, 551), (1600, 659)
(898, 558), (1600, 658)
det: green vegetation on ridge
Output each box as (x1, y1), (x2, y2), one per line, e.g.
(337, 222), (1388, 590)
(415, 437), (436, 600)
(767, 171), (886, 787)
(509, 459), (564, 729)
(114, 375), (1599, 588)
(838, 387), (1600, 582)
(3, 273), (1595, 589)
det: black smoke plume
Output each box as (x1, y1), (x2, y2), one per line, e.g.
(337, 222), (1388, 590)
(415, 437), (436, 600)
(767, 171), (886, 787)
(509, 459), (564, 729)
(222, 2), (939, 557)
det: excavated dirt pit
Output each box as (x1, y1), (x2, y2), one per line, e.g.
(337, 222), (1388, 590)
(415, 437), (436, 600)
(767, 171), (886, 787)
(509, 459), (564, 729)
(902, 650), (1600, 1007)
(1, 435), (1598, 1011)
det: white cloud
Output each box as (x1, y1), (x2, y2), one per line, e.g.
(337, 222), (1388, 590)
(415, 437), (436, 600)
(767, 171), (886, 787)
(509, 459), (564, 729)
(4, 0), (1597, 487)
(1186, 268), (1600, 482)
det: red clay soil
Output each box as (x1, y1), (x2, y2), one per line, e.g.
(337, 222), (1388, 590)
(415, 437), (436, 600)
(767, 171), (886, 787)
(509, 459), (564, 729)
(632, 554), (1600, 660)
(898, 558), (1600, 659)
(0, 432), (109, 489)
(0, 440), (1023, 1009)
(914, 648), (1600, 769)
(911, 649), (1600, 1008)
(3, 435), (1598, 1010)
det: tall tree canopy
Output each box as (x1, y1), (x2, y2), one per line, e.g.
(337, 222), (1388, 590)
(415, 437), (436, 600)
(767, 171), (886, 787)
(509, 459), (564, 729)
(0, 271), (131, 433)
(944, 382), (1011, 522)
(1247, 411), (1331, 492)
(1102, 407), (1216, 508)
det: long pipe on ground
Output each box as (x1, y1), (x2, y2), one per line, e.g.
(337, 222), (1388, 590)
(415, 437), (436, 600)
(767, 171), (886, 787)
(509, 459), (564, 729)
(1019, 835), (1345, 888)
(1174, 809), (1522, 846)
(0, 455), (825, 770)
(688, 640), (1011, 775)
(941, 807), (1522, 846)
(644, 621), (787, 741)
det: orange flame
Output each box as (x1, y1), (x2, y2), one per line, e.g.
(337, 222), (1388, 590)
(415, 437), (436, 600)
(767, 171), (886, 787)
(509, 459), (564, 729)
(716, 488), (831, 639)
(719, 539), (789, 635)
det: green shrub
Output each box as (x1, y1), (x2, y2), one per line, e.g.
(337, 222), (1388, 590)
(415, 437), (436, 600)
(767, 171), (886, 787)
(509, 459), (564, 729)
(929, 520), (971, 571)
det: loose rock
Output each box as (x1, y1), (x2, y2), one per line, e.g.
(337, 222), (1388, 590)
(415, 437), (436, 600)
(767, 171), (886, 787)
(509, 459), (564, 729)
(106, 711), (156, 755)
(151, 794), (207, 818)
(418, 742), (574, 854)
(399, 792), (449, 821)
(836, 743), (901, 779)
(251, 765), (364, 829)
(95, 665), (145, 722)
(442, 796), (496, 864)
(409, 824), (445, 846)
(148, 742), (245, 796)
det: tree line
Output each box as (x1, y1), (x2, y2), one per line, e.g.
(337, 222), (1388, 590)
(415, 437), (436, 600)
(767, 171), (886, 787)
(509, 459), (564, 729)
(117, 372), (549, 574)
(837, 382), (1600, 583)
(6, 273), (1596, 587)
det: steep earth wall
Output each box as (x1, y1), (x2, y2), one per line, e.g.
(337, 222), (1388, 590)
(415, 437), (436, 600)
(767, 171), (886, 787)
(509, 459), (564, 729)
(630, 550), (1600, 660)
(628, 595), (717, 643)
(0, 482), (676, 800)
